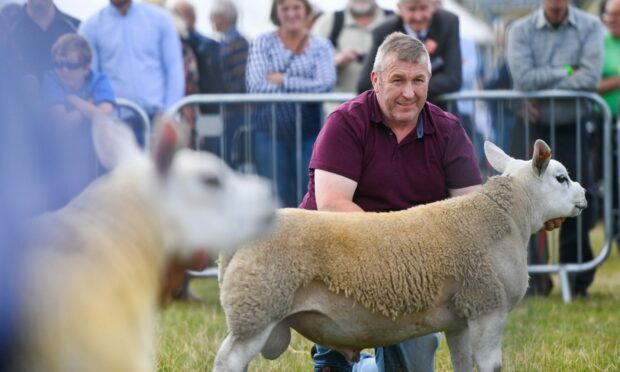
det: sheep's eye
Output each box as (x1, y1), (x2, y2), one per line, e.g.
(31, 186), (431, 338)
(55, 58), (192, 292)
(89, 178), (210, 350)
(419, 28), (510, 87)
(556, 175), (568, 184)
(201, 175), (222, 188)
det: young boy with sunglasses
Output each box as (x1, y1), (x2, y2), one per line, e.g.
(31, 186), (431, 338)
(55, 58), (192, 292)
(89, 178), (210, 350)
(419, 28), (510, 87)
(42, 33), (115, 127)
(41, 33), (116, 206)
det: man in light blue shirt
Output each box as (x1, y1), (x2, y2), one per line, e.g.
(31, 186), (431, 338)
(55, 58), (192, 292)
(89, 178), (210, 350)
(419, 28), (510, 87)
(79, 0), (184, 143)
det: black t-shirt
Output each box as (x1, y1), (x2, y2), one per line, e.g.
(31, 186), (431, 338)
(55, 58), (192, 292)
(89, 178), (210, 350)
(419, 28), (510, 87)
(9, 5), (80, 79)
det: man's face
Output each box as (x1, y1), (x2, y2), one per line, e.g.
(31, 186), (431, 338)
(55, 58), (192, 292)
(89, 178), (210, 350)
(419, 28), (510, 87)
(398, 0), (435, 33)
(371, 53), (430, 128)
(173, 3), (195, 29)
(110, 0), (131, 9)
(604, 0), (620, 38)
(543, 0), (569, 14)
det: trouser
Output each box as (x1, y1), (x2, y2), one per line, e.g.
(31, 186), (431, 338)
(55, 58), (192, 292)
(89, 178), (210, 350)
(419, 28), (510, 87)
(253, 131), (315, 208)
(313, 333), (441, 372)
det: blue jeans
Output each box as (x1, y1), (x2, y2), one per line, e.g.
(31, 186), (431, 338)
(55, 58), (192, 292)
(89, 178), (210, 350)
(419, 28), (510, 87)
(313, 333), (440, 372)
(253, 131), (315, 207)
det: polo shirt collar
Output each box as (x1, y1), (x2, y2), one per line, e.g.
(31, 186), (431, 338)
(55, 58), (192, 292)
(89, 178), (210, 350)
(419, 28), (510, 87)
(535, 5), (578, 30)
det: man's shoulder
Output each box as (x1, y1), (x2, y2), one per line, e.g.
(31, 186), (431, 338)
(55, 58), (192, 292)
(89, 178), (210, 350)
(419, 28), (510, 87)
(433, 8), (458, 24)
(373, 16), (402, 38)
(56, 9), (80, 29)
(570, 5), (601, 24)
(331, 91), (381, 127)
(425, 102), (461, 130)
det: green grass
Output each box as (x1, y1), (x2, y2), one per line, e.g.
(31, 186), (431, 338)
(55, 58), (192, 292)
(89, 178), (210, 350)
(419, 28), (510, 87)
(156, 225), (620, 371)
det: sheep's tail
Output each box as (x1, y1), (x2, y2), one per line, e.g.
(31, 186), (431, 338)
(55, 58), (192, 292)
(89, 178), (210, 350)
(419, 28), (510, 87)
(217, 252), (235, 286)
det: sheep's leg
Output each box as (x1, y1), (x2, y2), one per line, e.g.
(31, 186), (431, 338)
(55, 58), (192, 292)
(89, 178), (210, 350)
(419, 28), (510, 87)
(213, 323), (276, 372)
(468, 309), (507, 372)
(260, 321), (291, 360)
(445, 327), (473, 372)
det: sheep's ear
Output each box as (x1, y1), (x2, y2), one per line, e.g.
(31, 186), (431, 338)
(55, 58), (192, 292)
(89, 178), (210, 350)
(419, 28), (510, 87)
(151, 116), (189, 177)
(531, 139), (551, 176)
(92, 116), (143, 170)
(484, 140), (512, 174)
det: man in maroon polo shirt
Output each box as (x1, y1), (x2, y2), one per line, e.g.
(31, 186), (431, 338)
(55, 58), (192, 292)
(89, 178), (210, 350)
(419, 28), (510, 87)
(299, 31), (481, 372)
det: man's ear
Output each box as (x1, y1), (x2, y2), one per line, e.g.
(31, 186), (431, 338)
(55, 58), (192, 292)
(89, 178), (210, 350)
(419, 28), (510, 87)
(370, 71), (379, 91)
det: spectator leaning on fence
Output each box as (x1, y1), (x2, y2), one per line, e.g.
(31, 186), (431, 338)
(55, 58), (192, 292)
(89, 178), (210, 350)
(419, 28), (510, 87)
(79, 0), (184, 145)
(246, 0), (335, 208)
(356, 0), (461, 111)
(40, 33), (116, 205)
(507, 0), (603, 298)
(599, 0), (620, 119)
(209, 0), (251, 167)
(311, 0), (392, 95)
(598, 0), (620, 252)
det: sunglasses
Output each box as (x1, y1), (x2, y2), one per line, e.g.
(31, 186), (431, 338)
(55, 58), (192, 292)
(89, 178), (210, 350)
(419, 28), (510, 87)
(54, 60), (86, 71)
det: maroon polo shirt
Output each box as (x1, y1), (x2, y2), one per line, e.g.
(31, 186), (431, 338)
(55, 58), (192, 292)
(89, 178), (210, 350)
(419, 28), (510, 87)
(299, 90), (482, 212)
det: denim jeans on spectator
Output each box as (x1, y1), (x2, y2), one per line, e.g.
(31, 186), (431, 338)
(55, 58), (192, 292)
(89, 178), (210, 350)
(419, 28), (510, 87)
(253, 131), (315, 207)
(313, 333), (440, 372)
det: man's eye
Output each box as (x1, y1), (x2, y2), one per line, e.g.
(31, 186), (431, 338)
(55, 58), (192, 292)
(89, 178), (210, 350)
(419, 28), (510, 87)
(201, 175), (222, 188)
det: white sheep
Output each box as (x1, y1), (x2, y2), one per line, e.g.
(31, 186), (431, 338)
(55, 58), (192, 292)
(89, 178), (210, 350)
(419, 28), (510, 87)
(14, 118), (275, 372)
(214, 139), (587, 372)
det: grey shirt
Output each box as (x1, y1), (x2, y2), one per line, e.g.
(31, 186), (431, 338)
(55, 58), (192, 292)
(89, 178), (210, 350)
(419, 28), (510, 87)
(507, 6), (603, 124)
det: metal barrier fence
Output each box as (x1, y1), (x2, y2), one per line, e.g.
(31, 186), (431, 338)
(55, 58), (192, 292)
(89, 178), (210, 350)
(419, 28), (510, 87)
(169, 91), (614, 303)
(115, 98), (151, 151)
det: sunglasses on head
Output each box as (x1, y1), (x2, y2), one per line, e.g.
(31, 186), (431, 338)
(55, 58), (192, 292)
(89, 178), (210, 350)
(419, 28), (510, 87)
(54, 60), (86, 71)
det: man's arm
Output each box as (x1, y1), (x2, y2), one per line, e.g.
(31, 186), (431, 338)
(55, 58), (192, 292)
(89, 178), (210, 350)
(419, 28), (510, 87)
(506, 20), (566, 91)
(554, 20), (604, 91)
(314, 169), (363, 212)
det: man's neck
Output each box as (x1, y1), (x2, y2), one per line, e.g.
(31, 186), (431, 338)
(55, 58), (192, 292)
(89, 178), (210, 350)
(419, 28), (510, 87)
(114, 1), (132, 16)
(27, 2), (55, 30)
(388, 121), (417, 143)
(352, 7), (378, 28)
(544, 8), (568, 27)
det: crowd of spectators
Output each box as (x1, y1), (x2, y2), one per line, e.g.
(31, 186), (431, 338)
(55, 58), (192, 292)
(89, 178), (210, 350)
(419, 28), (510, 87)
(1, 0), (614, 280)
(1, 0), (618, 370)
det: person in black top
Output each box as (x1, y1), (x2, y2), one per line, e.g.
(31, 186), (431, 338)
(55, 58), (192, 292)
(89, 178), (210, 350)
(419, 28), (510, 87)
(9, 0), (79, 82)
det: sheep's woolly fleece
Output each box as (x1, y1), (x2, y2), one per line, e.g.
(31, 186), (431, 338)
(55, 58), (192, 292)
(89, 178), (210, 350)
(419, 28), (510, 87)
(18, 173), (164, 371)
(220, 176), (518, 338)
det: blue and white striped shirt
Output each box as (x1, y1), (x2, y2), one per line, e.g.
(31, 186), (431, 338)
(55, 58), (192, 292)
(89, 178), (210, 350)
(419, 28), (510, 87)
(246, 31), (336, 94)
(246, 32), (336, 136)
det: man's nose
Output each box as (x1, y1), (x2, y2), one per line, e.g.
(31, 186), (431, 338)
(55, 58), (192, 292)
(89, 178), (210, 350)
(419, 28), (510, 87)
(402, 82), (415, 98)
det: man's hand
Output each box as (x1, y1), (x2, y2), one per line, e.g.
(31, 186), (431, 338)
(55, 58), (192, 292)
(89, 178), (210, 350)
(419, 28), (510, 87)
(335, 49), (360, 67)
(543, 217), (565, 231)
(267, 72), (285, 86)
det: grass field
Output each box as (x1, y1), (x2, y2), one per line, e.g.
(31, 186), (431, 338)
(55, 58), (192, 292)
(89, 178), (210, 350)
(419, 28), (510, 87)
(156, 225), (620, 371)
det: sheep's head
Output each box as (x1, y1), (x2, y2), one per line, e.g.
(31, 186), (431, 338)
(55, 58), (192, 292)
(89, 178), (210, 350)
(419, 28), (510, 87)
(92, 116), (276, 257)
(484, 139), (587, 227)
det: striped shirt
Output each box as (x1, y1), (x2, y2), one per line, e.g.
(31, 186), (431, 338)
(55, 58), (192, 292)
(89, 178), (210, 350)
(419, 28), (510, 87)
(246, 31), (336, 136)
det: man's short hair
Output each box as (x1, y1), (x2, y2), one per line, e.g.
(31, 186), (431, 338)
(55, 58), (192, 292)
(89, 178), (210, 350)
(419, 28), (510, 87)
(270, 0), (312, 26)
(51, 33), (92, 64)
(372, 32), (431, 74)
(211, 0), (238, 25)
